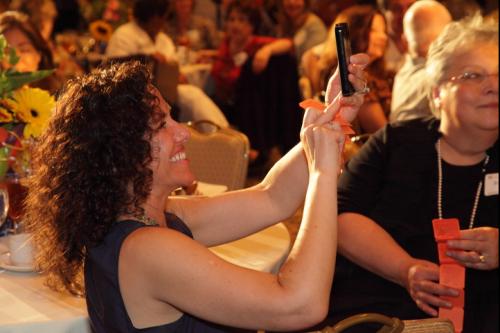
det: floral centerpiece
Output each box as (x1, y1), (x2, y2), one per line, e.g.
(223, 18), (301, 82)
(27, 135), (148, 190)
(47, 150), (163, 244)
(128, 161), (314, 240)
(0, 34), (55, 180)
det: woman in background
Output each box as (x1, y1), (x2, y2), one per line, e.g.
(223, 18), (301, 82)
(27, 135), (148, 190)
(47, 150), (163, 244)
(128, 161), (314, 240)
(0, 10), (62, 93)
(277, 0), (326, 65)
(211, 0), (293, 122)
(301, 5), (392, 134)
(165, 0), (221, 51)
(12, 0), (85, 82)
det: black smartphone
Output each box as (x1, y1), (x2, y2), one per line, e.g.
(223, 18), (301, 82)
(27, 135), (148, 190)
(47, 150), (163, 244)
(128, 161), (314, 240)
(335, 23), (356, 96)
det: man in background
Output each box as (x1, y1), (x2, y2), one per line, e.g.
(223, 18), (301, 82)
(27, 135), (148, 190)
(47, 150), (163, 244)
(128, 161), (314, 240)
(390, 0), (452, 122)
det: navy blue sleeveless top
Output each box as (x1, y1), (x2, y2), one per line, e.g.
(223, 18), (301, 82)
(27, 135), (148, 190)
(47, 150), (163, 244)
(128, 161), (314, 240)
(84, 213), (232, 332)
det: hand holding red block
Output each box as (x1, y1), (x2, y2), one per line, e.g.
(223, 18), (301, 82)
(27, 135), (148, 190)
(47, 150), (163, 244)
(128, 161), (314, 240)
(437, 242), (460, 264)
(440, 264), (465, 289)
(441, 289), (465, 308)
(432, 218), (461, 242)
(433, 218), (464, 333)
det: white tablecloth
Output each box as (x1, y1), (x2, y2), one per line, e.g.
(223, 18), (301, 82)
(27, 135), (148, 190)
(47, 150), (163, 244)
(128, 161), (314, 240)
(210, 223), (291, 274)
(0, 223), (290, 332)
(0, 272), (89, 333)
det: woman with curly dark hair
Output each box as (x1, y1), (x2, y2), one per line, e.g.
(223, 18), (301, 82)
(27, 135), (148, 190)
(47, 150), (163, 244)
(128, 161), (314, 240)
(25, 56), (368, 332)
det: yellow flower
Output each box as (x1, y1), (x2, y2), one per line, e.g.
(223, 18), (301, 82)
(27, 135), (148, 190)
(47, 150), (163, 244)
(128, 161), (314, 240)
(0, 105), (13, 122)
(7, 86), (55, 138)
(89, 20), (113, 42)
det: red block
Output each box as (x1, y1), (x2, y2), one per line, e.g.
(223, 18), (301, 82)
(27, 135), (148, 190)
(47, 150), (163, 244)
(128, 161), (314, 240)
(433, 218), (461, 241)
(441, 289), (465, 308)
(439, 307), (463, 332)
(440, 264), (466, 289)
(438, 242), (459, 264)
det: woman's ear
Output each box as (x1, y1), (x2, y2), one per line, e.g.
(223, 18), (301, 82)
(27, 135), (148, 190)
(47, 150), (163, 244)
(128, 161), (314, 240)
(431, 85), (441, 110)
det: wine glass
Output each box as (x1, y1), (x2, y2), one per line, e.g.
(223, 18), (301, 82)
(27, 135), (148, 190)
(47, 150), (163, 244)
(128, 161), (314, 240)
(0, 187), (8, 229)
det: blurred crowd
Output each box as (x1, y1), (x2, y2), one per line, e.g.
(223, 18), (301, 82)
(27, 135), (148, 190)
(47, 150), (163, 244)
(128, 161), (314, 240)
(0, 0), (497, 173)
(1, 1), (497, 332)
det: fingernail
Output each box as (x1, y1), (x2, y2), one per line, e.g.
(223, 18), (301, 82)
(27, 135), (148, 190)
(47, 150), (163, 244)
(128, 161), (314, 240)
(451, 290), (459, 296)
(445, 302), (452, 308)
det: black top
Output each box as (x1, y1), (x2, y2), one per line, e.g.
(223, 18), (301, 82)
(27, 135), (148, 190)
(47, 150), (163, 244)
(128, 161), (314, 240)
(329, 117), (498, 333)
(84, 213), (233, 332)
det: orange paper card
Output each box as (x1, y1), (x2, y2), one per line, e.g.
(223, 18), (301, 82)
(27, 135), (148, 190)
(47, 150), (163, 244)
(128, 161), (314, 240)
(440, 264), (465, 289)
(439, 307), (464, 332)
(433, 218), (461, 242)
(299, 99), (356, 135)
(438, 242), (459, 264)
(441, 289), (465, 308)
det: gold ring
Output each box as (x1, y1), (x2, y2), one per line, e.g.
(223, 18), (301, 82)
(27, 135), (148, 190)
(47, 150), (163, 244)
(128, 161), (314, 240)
(356, 81), (370, 95)
(479, 255), (486, 263)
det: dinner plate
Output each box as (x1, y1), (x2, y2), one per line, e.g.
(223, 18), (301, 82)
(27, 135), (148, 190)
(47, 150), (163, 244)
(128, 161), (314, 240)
(0, 252), (35, 272)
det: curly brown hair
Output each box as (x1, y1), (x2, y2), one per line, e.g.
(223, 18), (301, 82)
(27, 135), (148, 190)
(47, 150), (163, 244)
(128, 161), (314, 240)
(25, 61), (165, 295)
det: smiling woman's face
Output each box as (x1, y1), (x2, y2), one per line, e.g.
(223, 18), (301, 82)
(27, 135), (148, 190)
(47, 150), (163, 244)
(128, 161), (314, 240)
(435, 42), (499, 134)
(149, 89), (195, 190)
(3, 27), (41, 72)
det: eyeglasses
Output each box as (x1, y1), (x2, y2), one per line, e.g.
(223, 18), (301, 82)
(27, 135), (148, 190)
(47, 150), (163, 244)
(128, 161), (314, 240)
(448, 71), (499, 85)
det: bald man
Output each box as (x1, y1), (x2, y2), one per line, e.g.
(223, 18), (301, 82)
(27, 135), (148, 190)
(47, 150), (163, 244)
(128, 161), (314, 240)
(390, 0), (452, 122)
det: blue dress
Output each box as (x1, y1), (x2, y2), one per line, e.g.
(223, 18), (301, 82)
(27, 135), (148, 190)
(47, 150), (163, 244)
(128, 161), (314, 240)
(85, 213), (237, 332)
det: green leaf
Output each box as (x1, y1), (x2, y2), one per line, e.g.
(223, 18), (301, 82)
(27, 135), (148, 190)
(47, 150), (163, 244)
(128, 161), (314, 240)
(8, 48), (19, 66)
(0, 69), (54, 95)
(0, 35), (6, 61)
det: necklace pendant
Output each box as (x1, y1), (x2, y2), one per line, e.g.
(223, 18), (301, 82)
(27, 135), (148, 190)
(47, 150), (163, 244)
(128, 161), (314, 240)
(137, 215), (159, 226)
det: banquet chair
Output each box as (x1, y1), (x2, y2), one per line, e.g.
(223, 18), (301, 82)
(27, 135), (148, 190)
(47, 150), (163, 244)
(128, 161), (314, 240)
(103, 54), (180, 105)
(184, 120), (250, 191)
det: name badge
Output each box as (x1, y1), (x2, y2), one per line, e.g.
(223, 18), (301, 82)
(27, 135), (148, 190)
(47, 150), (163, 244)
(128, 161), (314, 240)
(484, 173), (498, 196)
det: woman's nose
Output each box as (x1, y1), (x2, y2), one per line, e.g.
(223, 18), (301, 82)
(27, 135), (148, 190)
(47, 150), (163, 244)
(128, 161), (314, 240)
(482, 73), (499, 94)
(172, 121), (190, 143)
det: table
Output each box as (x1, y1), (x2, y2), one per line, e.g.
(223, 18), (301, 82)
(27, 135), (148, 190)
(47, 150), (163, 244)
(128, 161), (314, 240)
(0, 223), (290, 332)
(0, 272), (89, 333)
(210, 223), (291, 274)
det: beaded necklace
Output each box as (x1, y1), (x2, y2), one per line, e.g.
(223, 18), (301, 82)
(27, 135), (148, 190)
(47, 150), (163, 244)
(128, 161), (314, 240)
(436, 139), (490, 229)
(135, 214), (159, 226)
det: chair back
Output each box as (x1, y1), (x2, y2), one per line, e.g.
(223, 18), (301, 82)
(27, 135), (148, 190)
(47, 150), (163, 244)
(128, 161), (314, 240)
(184, 121), (249, 191)
(105, 54), (179, 104)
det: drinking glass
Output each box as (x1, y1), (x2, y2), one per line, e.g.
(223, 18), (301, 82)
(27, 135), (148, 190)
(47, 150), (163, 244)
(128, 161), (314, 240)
(0, 187), (8, 228)
(4, 174), (28, 232)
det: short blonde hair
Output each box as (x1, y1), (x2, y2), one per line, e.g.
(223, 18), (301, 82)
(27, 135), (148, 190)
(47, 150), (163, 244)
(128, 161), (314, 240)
(426, 14), (499, 116)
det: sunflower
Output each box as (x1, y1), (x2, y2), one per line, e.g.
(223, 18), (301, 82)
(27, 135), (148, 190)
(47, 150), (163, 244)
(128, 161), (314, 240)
(0, 105), (13, 122)
(89, 20), (113, 42)
(7, 86), (55, 138)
